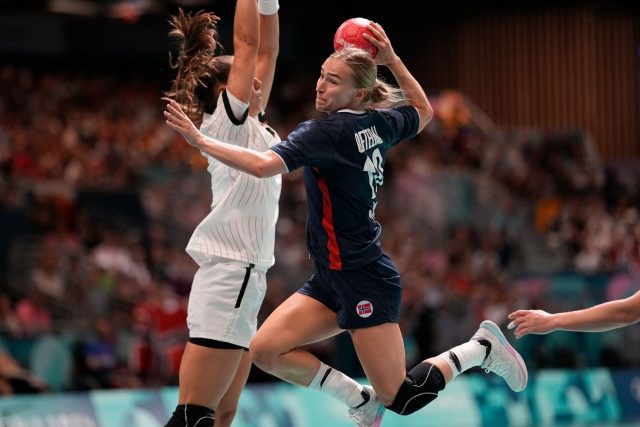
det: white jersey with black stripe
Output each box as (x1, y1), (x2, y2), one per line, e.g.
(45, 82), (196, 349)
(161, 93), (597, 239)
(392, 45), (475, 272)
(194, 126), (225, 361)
(186, 91), (282, 269)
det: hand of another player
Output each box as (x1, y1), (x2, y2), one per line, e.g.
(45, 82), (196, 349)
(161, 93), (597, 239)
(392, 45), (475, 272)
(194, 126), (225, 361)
(164, 100), (203, 149)
(362, 22), (400, 67)
(507, 309), (555, 339)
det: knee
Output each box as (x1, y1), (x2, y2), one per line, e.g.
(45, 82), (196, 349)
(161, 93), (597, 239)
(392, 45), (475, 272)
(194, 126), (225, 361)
(386, 363), (446, 416)
(249, 336), (280, 372)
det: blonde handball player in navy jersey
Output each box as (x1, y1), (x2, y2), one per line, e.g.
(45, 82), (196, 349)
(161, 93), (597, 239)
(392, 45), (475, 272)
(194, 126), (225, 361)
(162, 0), (281, 426)
(166, 20), (528, 426)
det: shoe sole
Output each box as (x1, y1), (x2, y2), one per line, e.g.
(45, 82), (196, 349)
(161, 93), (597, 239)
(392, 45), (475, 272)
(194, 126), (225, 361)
(480, 320), (528, 392)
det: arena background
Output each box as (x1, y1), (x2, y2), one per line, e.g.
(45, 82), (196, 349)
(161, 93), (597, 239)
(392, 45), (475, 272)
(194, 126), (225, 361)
(1, 0), (640, 426)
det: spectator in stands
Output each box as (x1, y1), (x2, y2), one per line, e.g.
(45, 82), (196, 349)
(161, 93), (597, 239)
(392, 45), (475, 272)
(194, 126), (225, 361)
(0, 349), (48, 395)
(0, 292), (21, 337)
(14, 290), (52, 336)
(79, 317), (119, 389)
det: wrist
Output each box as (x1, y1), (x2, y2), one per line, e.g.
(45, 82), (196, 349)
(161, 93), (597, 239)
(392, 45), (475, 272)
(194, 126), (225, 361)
(385, 56), (402, 70)
(550, 313), (562, 331)
(196, 134), (207, 148)
(258, 0), (279, 15)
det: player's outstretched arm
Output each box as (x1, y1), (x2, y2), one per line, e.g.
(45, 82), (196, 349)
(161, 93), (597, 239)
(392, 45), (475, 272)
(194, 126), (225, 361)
(226, 0), (260, 104)
(508, 290), (640, 338)
(363, 22), (433, 132)
(256, 0), (279, 112)
(165, 100), (286, 177)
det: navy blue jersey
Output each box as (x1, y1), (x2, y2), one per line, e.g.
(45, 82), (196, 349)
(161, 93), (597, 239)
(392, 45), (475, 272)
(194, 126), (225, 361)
(271, 105), (419, 270)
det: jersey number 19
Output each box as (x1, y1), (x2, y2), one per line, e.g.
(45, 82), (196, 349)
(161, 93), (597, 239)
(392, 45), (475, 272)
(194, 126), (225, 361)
(363, 148), (384, 219)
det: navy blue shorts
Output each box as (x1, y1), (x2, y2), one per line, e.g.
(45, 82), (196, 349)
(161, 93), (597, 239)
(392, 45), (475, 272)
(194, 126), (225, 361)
(297, 254), (402, 329)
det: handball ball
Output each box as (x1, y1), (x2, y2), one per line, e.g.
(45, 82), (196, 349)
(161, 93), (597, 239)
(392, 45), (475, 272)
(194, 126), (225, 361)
(333, 17), (378, 57)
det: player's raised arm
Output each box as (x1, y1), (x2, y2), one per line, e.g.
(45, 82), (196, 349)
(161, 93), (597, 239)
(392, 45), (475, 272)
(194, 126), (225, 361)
(255, 0), (279, 112)
(363, 22), (433, 132)
(226, 0), (260, 104)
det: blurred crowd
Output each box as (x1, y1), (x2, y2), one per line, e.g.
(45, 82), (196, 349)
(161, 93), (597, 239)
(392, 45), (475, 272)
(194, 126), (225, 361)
(1, 64), (639, 395)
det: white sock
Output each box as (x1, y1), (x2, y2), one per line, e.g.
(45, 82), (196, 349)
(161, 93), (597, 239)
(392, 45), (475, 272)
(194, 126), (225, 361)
(435, 340), (487, 380)
(308, 362), (365, 408)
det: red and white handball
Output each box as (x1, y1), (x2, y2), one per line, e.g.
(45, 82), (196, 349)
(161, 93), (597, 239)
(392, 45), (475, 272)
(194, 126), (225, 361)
(333, 17), (378, 57)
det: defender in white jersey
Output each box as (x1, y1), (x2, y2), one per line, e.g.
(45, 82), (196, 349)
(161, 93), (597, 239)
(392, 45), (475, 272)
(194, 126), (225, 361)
(162, 0), (281, 426)
(187, 91), (281, 346)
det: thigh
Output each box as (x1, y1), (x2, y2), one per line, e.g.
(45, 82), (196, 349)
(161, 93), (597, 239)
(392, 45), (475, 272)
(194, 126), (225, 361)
(254, 292), (343, 352)
(350, 323), (406, 405)
(178, 342), (245, 409)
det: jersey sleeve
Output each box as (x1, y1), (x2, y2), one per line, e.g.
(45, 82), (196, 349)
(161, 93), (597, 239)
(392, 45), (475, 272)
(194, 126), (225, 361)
(269, 118), (338, 171)
(380, 105), (420, 147)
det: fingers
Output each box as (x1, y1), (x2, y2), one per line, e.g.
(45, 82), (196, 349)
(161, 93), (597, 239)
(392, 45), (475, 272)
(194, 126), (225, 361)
(507, 311), (528, 338)
(364, 23), (387, 46)
(164, 101), (189, 129)
(166, 101), (185, 117)
(369, 21), (386, 37)
(508, 310), (528, 319)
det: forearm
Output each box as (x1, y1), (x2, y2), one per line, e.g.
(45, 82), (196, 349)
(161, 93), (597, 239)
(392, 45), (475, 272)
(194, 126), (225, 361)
(386, 58), (433, 130)
(234, 0), (260, 50)
(257, 12), (279, 108)
(554, 298), (640, 332)
(195, 134), (282, 177)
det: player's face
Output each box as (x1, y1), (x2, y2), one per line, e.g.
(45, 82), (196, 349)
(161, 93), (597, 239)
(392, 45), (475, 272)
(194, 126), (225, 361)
(315, 57), (362, 113)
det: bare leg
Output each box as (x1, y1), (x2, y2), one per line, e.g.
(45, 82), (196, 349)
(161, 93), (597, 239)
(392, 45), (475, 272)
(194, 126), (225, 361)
(215, 350), (252, 427)
(177, 342), (244, 409)
(350, 323), (407, 406)
(250, 293), (343, 386)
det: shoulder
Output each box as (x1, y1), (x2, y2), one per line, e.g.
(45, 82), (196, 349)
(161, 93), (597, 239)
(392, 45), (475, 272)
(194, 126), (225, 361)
(290, 115), (342, 139)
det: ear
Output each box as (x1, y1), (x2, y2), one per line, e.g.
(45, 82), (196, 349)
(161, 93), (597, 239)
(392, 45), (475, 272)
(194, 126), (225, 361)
(354, 87), (367, 102)
(215, 84), (226, 97)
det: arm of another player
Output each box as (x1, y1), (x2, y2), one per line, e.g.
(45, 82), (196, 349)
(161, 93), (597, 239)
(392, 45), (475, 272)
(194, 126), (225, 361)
(508, 290), (640, 338)
(165, 100), (286, 177)
(226, 0), (260, 104)
(256, 0), (279, 111)
(363, 22), (433, 132)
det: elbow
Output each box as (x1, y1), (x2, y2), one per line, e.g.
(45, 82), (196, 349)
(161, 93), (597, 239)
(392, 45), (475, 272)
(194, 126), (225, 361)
(258, 33), (279, 58)
(235, 34), (260, 54)
(424, 103), (434, 124)
(416, 104), (434, 133)
(258, 49), (279, 65)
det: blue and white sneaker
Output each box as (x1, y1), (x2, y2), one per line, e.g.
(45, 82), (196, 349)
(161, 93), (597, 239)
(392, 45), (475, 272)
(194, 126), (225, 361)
(348, 385), (385, 427)
(472, 320), (528, 392)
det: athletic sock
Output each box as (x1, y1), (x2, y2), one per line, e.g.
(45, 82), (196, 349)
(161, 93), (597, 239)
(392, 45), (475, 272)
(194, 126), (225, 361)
(435, 340), (488, 380)
(164, 404), (214, 427)
(307, 361), (366, 408)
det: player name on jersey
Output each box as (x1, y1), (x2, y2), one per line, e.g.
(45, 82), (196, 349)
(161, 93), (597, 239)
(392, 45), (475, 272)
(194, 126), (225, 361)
(355, 125), (383, 153)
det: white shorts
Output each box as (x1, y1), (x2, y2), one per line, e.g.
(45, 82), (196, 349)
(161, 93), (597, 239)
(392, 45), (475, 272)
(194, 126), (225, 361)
(187, 259), (267, 348)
